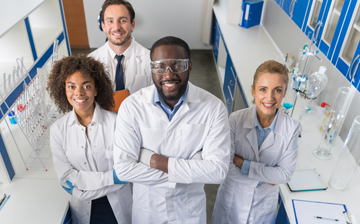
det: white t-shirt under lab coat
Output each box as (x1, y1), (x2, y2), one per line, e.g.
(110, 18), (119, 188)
(50, 102), (132, 224)
(113, 82), (231, 224)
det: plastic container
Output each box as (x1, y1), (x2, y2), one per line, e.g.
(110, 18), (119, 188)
(8, 111), (17, 125)
(307, 66), (328, 99)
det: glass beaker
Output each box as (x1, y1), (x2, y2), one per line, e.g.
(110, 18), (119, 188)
(328, 115), (360, 190)
(313, 86), (350, 159)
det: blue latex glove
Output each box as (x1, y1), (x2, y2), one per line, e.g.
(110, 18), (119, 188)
(113, 170), (128, 184)
(62, 181), (74, 195)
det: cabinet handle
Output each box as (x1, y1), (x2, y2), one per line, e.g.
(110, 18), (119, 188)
(349, 55), (360, 82)
(227, 99), (231, 105)
(353, 58), (360, 83)
(289, 0), (296, 18)
(313, 21), (323, 44)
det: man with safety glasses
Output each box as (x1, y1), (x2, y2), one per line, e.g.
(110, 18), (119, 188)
(113, 36), (231, 223)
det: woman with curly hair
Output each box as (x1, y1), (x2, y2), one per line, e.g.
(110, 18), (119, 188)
(48, 54), (131, 224)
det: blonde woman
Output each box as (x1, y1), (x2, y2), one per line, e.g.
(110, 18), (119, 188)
(212, 60), (299, 224)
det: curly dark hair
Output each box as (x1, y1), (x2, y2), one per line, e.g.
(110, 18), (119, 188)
(47, 54), (114, 113)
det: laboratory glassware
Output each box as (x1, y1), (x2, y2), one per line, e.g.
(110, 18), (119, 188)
(305, 66), (328, 113)
(282, 73), (297, 115)
(328, 115), (360, 191)
(290, 22), (323, 118)
(313, 86), (350, 160)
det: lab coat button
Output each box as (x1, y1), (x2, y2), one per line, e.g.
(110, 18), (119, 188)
(81, 146), (83, 148)
(84, 162), (87, 165)
(82, 128), (84, 131)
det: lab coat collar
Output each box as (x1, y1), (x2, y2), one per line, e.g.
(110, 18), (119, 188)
(107, 39), (134, 59)
(107, 39), (146, 59)
(140, 82), (200, 123)
(67, 102), (104, 127)
(245, 105), (284, 160)
(142, 82), (200, 104)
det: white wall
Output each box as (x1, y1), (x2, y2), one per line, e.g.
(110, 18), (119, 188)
(82, 0), (212, 49)
(261, 0), (360, 141)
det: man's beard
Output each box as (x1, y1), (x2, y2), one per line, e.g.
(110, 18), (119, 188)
(107, 32), (131, 46)
(155, 76), (189, 102)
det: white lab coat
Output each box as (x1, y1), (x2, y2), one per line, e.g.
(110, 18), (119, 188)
(88, 39), (152, 94)
(113, 82), (231, 224)
(212, 106), (299, 224)
(50, 102), (132, 224)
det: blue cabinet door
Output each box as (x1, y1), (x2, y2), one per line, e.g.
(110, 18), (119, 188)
(318, 0), (352, 58)
(282, 0), (292, 16)
(292, 0), (313, 31)
(212, 15), (220, 63)
(305, 0), (331, 43)
(223, 54), (236, 114)
(330, 0), (357, 65)
(343, 41), (360, 88)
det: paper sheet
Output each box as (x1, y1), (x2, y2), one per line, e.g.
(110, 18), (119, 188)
(293, 200), (348, 224)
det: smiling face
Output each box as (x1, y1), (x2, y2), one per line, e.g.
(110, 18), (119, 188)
(65, 71), (97, 117)
(252, 72), (286, 119)
(152, 45), (192, 109)
(101, 4), (134, 50)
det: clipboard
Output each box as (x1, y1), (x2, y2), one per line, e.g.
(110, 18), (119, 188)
(287, 169), (327, 192)
(293, 199), (351, 224)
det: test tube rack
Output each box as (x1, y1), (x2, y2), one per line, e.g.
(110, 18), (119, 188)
(0, 58), (58, 171)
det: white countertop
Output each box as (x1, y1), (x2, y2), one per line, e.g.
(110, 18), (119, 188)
(213, 4), (281, 105)
(279, 110), (360, 224)
(0, 122), (69, 223)
(0, 177), (69, 223)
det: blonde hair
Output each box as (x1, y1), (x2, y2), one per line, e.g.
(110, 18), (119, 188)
(251, 60), (289, 104)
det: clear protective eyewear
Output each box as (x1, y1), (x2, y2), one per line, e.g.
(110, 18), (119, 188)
(150, 59), (190, 74)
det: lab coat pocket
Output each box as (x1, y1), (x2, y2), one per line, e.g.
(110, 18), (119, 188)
(179, 124), (206, 157)
(94, 146), (114, 172)
(186, 184), (205, 214)
(133, 184), (149, 210)
(139, 126), (165, 153)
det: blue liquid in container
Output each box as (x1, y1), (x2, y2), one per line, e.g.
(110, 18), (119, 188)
(283, 103), (293, 110)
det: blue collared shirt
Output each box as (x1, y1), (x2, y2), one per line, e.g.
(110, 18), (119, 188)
(240, 106), (279, 176)
(153, 84), (189, 121)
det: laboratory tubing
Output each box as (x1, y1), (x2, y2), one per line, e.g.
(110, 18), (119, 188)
(313, 87), (350, 160)
(328, 115), (360, 191)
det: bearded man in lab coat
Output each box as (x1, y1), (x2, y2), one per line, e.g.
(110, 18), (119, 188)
(89, 0), (152, 94)
(113, 36), (231, 223)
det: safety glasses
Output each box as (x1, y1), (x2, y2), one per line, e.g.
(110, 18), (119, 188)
(150, 59), (189, 74)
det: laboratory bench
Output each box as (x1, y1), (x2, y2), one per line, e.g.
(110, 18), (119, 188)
(212, 2), (360, 223)
(0, 177), (70, 223)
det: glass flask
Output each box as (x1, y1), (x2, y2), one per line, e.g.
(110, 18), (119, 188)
(313, 86), (350, 160)
(328, 115), (360, 190)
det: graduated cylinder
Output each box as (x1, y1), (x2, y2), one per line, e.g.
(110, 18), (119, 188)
(328, 115), (360, 191)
